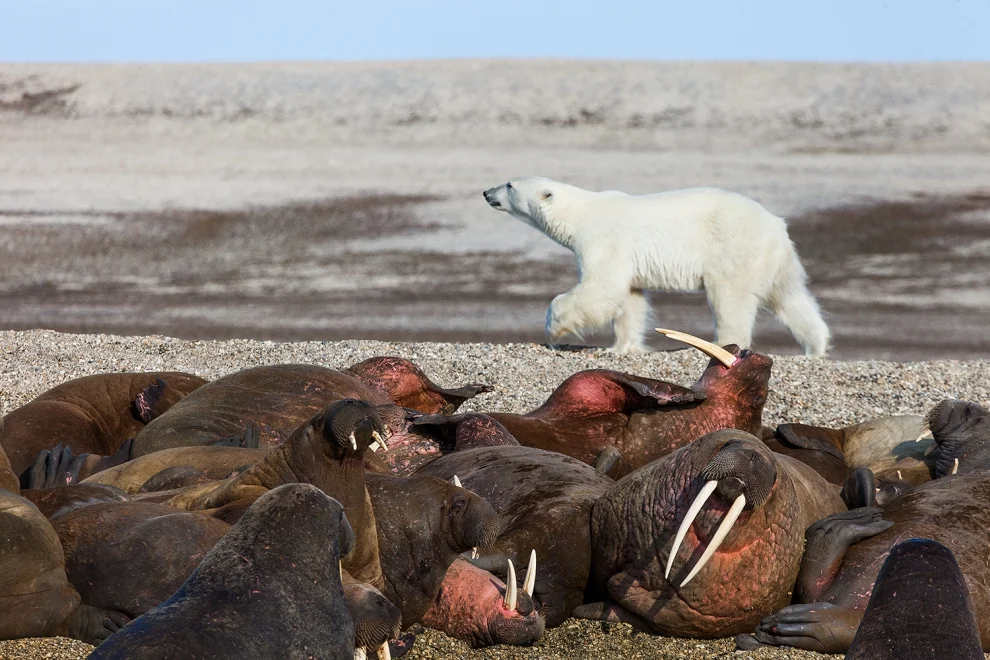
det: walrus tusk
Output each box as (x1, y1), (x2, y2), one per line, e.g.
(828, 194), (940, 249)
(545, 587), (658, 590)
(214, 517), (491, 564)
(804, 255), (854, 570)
(680, 493), (746, 588)
(504, 559), (518, 611)
(377, 642), (391, 660)
(665, 480), (718, 580)
(354, 649), (367, 660)
(369, 440), (382, 453)
(471, 546), (478, 559)
(348, 432), (357, 451)
(655, 329), (737, 368)
(897, 470), (903, 480)
(952, 458), (959, 475)
(523, 549), (537, 597)
(453, 475), (462, 488)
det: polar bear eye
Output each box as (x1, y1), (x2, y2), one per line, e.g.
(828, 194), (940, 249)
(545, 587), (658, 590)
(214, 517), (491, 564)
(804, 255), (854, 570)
(505, 182), (514, 191)
(540, 190), (553, 201)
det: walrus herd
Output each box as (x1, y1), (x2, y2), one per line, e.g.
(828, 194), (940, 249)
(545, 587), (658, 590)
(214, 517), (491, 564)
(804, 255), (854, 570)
(1, 330), (988, 659)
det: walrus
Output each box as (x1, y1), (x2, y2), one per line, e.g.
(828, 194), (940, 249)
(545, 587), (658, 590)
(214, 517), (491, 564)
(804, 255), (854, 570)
(418, 445), (613, 627)
(21, 483), (129, 520)
(846, 539), (983, 660)
(343, 356), (493, 415)
(474, 331), (771, 478)
(131, 360), (487, 457)
(739, 470), (990, 653)
(1, 371), (207, 481)
(51, 500), (231, 630)
(81, 445), (270, 493)
(773, 413), (934, 485)
(165, 399), (387, 590)
(88, 483), (356, 660)
(577, 428), (846, 637)
(0, 444), (131, 643)
(422, 557), (545, 647)
(366, 472), (501, 628)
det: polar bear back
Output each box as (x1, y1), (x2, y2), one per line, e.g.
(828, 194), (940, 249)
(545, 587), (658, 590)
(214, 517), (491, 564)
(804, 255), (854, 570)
(548, 183), (794, 294)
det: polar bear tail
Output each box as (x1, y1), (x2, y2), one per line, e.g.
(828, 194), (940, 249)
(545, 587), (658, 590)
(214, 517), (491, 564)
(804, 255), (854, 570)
(766, 247), (832, 357)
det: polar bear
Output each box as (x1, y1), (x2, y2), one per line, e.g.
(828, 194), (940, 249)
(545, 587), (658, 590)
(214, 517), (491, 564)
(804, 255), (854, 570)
(482, 177), (830, 356)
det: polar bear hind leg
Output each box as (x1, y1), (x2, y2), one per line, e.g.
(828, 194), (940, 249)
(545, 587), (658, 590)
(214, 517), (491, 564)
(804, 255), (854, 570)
(609, 289), (652, 354)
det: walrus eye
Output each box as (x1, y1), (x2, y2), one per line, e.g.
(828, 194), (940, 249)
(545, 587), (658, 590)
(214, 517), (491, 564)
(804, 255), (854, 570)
(452, 495), (467, 511)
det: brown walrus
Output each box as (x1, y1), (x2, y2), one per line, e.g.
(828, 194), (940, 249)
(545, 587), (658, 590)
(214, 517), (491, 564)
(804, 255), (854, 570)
(131, 359), (488, 457)
(165, 399), (387, 590)
(577, 428), (845, 637)
(418, 445), (613, 627)
(81, 445), (270, 494)
(1, 372), (207, 482)
(88, 483), (357, 660)
(479, 331), (770, 478)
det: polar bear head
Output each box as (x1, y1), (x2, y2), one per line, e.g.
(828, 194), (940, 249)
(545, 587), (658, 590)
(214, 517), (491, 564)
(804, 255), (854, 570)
(482, 177), (584, 246)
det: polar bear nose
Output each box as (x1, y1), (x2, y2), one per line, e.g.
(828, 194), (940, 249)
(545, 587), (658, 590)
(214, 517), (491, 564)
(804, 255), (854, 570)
(483, 188), (501, 208)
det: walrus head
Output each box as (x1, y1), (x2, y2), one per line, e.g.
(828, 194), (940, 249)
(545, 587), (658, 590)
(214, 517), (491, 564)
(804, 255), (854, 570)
(294, 399), (388, 461)
(657, 329), (772, 425)
(589, 429), (841, 637)
(926, 398), (990, 477)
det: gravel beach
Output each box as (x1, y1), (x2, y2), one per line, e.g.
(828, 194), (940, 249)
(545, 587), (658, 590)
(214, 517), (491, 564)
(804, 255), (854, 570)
(3, 328), (989, 659)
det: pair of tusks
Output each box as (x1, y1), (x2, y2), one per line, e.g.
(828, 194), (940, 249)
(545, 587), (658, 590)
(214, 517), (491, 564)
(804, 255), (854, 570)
(655, 329), (737, 368)
(369, 430), (386, 453)
(503, 549), (538, 611)
(353, 643), (390, 660)
(664, 480), (747, 588)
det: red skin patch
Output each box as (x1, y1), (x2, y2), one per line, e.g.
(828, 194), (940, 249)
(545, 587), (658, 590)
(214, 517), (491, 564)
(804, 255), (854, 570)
(422, 558), (544, 648)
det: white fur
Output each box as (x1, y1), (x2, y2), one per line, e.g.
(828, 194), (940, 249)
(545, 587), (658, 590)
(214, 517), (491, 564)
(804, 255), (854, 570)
(482, 177), (831, 356)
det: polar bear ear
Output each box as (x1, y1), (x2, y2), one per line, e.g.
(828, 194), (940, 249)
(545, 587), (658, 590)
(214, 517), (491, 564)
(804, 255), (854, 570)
(540, 190), (553, 201)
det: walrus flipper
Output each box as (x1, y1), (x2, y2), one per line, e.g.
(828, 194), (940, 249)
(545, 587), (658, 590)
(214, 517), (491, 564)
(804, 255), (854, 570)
(592, 446), (622, 476)
(212, 424), (260, 449)
(839, 467), (878, 509)
(23, 443), (91, 489)
(736, 602), (863, 654)
(65, 603), (132, 646)
(793, 508), (893, 604)
(432, 383), (495, 414)
(133, 378), (169, 423)
(603, 371), (705, 410)
(775, 423), (846, 463)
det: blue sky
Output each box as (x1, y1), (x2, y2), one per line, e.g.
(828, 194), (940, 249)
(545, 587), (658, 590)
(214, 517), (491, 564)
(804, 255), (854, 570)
(1, 0), (986, 63)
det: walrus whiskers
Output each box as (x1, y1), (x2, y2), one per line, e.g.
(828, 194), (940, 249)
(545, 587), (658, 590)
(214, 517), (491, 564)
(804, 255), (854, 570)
(504, 559), (518, 611)
(523, 550), (537, 597)
(655, 329), (737, 368)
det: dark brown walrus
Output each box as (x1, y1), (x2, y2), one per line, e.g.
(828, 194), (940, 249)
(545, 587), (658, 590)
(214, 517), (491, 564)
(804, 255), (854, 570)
(577, 429), (845, 637)
(739, 468), (990, 654)
(88, 484), (356, 660)
(366, 472), (501, 628)
(51, 501), (231, 627)
(165, 399), (388, 590)
(131, 358), (489, 457)
(1, 372), (207, 482)
(418, 445), (613, 628)
(480, 331), (771, 478)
